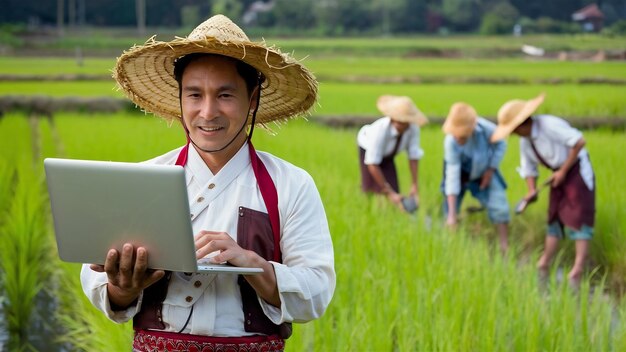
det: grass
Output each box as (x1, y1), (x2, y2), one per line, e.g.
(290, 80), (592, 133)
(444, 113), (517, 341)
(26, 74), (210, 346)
(1, 32), (626, 349)
(0, 162), (55, 351)
(0, 81), (624, 119)
(1, 112), (623, 349)
(2, 57), (626, 83)
(316, 83), (626, 118)
(26, 32), (626, 57)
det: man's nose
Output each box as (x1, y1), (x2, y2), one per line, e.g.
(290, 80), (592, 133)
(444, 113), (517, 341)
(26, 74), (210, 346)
(199, 97), (218, 119)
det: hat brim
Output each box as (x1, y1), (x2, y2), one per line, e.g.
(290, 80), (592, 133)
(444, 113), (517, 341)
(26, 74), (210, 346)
(442, 119), (475, 138)
(114, 37), (318, 126)
(491, 93), (545, 142)
(376, 95), (428, 126)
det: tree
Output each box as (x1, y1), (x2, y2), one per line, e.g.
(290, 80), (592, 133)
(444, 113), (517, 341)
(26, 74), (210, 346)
(136, 0), (145, 36)
(442, 0), (482, 31)
(480, 1), (519, 34)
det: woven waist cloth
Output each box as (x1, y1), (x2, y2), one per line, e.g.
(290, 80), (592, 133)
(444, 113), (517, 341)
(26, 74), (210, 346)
(133, 328), (284, 352)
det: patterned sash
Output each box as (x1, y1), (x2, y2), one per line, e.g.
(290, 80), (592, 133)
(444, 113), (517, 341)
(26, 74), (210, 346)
(133, 329), (284, 352)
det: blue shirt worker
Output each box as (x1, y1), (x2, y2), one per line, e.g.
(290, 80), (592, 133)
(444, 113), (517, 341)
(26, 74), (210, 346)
(491, 93), (595, 288)
(357, 95), (427, 211)
(442, 102), (510, 253)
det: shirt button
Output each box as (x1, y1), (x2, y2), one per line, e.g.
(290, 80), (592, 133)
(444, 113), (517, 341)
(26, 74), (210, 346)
(194, 280), (202, 288)
(185, 296), (193, 303)
(208, 183), (215, 190)
(246, 320), (251, 325)
(197, 196), (204, 202)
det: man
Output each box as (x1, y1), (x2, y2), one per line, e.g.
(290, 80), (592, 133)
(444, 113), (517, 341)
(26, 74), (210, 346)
(491, 93), (595, 287)
(441, 102), (510, 254)
(357, 95), (427, 211)
(80, 15), (335, 351)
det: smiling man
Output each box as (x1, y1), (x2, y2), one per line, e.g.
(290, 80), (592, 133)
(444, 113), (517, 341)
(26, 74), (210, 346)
(80, 15), (335, 351)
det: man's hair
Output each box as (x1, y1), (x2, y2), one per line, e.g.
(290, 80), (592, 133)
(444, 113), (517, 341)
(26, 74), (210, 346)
(173, 53), (264, 96)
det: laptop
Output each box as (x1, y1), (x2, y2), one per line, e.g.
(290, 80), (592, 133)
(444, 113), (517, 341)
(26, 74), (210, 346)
(44, 158), (263, 275)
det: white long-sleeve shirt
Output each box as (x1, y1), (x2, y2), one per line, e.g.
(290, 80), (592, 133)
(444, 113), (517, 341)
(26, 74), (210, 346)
(357, 117), (424, 164)
(518, 115), (594, 190)
(81, 142), (335, 336)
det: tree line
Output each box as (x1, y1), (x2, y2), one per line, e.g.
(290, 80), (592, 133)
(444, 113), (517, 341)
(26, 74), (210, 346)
(1, 0), (625, 35)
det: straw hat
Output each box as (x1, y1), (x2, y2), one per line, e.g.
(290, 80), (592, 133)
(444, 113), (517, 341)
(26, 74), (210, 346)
(491, 93), (545, 142)
(113, 14), (318, 126)
(376, 95), (428, 126)
(442, 102), (477, 138)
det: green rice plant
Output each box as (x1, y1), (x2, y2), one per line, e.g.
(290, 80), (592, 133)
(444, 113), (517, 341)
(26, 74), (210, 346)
(0, 163), (54, 351)
(307, 58), (626, 82)
(1, 82), (624, 120)
(2, 113), (625, 350)
(0, 57), (115, 76)
(54, 262), (133, 350)
(2, 57), (625, 83)
(316, 82), (626, 118)
(0, 81), (121, 97)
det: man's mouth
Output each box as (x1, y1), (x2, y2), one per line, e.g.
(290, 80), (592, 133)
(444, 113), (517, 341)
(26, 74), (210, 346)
(198, 126), (222, 132)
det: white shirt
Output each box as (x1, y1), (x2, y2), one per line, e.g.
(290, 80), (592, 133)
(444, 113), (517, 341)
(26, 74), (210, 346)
(80, 142), (336, 336)
(357, 117), (424, 164)
(518, 115), (594, 190)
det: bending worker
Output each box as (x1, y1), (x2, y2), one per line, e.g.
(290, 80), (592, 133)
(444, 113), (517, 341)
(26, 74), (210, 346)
(357, 95), (427, 210)
(441, 102), (510, 254)
(491, 93), (595, 288)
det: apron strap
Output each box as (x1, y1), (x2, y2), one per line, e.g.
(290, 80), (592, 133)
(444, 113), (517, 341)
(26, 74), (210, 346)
(247, 142), (281, 262)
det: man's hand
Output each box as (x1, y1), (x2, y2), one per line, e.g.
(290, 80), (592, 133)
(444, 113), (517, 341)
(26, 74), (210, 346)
(195, 231), (280, 306)
(195, 230), (256, 268)
(551, 169), (566, 188)
(480, 168), (495, 190)
(387, 191), (403, 207)
(90, 243), (165, 310)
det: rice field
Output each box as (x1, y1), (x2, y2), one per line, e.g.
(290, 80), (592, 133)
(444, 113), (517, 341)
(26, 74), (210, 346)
(1, 111), (626, 350)
(1, 34), (626, 350)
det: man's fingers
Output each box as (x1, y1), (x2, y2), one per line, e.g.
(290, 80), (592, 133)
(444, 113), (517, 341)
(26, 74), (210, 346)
(90, 264), (105, 272)
(104, 249), (120, 283)
(145, 270), (166, 287)
(132, 247), (149, 285)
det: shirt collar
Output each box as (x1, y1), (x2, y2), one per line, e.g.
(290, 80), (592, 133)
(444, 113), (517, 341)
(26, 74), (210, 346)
(186, 141), (250, 186)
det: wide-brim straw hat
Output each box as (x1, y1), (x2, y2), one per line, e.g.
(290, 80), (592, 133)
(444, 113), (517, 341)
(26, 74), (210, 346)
(491, 93), (545, 142)
(376, 95), (428, 126)
(442, 102), (477, 138)
(113, 14), (318, 126)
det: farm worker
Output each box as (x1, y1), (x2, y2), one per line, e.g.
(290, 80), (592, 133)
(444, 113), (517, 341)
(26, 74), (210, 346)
(441, 102), (510, 254)
(80, 14), (335, 351)
(357, 95), (428, 210)
(491, 93), (595, 288)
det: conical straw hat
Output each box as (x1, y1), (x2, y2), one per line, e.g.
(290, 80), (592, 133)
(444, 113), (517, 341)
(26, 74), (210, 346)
(491, 93), (545, 142)
(376, 95), (428, 126)
(442, 102), (477, 138)
(113, 14), (318, 126)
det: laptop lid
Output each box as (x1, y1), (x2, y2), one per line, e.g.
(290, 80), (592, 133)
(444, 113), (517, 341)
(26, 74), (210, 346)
(44, 157), (200, 272)
(44, 158), (263, 275)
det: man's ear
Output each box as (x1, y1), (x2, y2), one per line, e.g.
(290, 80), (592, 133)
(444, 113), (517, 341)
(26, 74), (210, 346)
(249, 86), (261, 112)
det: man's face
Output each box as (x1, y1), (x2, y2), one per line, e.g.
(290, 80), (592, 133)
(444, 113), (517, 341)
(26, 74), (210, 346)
(180, 55), (254, 157)
(513, 118), (532, 137)
(391, 120), (410, 134)
(453, 135), (469, 145)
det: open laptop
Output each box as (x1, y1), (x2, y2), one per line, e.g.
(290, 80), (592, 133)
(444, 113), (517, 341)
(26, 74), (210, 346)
(44, 158), (263, 275)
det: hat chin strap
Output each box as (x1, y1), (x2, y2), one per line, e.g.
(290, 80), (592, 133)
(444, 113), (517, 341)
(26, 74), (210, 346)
(179, 81), (261, 154)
